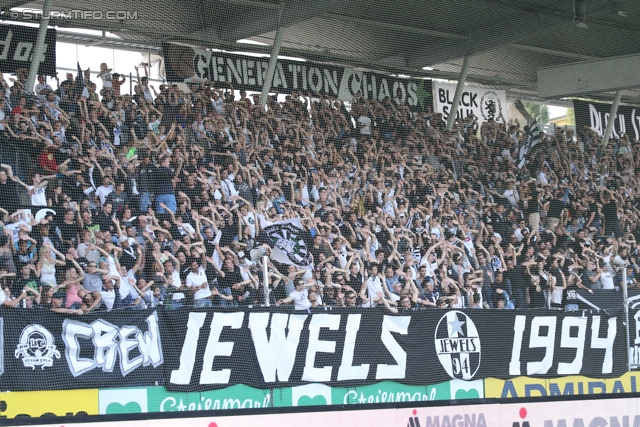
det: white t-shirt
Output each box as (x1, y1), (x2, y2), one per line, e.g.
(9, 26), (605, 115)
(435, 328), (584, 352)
(100, 71), (113, 88)
(29, 185), (47, 206)
(366, 276), (384, 306)
(0, 289), (8, 305)
(95, 184), (114, 206)
(100, 289), (116, 311)
(212, 98), (224, 115)
(289, 288), (311, 310)
(242, 212), (256, 238)
(142, 85), (154, 102)
(358, 116), (371, 135)
(186, 267), (210, 300)
(176, 222), (195, 237)
(600, 271), (615, 290)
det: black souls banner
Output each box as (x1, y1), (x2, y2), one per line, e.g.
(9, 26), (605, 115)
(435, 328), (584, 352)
(0, 24), (56, 76)
(162, 43), (433, 112)
(0, 307), (626, 392)
(574, 99), (640, 141)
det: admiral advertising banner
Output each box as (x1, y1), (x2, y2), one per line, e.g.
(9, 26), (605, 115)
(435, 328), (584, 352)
(432, 82), (508, 127)
(0, 24), (57, 76)
(162, 43), (433, 111)
(485, 372), (640, 399)
(0, 308), (626, 393)
(574, 99), (640, 140)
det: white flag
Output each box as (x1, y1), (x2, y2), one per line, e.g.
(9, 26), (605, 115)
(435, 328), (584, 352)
(258, 216), (313, 269)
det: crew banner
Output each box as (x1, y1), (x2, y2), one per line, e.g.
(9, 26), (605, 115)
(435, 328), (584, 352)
(0, 308), (626, 392)
(162, 43), (433, 111)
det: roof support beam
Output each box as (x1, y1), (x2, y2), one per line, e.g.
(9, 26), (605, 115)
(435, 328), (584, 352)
(603, 91), (622, 148)
(508, 43), (599, 61)
(447, 55), (470, 131)
(25, 0), (52, 93)
(260, 3), (284, 106)
(321, 13), (468, 40)
(218, 0), (281, 9)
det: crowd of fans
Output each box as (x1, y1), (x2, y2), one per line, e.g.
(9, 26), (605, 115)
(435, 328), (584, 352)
(0, 62), (636, 315)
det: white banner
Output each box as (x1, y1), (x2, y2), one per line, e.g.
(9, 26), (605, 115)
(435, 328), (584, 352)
(433, 82), (508, 127)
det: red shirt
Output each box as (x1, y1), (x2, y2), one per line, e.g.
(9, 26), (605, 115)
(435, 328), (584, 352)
(38, 150), (57, 172)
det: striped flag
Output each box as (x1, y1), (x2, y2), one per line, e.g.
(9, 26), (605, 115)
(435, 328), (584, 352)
(518, 120), (541, 169)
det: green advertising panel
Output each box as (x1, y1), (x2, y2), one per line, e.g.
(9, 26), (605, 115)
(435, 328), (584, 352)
(98, 384), (270, 414)
(271, 380), (483, 407)
(98, 380), (484, 414)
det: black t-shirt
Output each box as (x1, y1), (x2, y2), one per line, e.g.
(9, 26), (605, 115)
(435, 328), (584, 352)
(218, 266), (242, 290)
(12, 274), (39, 298)
(527, 189), (539, 215)
(0, 180), (18, 213)
(547, 199), (563, 218)
(58, 221), (81, 245)
(347, 273), (363, 294)
(602, 201), (618, 224)
(94, 213), (115, 233)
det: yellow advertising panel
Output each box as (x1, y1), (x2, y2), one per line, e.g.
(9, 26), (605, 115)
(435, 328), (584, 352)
(0, 389), (98, 419)
(486, 372), (640, 399)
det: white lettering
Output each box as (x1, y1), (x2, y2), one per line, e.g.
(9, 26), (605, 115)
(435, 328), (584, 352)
(170, 312), (207, 384)
(591, 316), (616, 374)
(527, 317), (557, 375)
(249, 312), (307, 382)
(301, 314), (340, 382)
(337, 314), (370, 380)
(557, 317), (587, 375)
(510, 315), (526, 375)
(375, 315), (409, 379)
(200, 312), (244, 384)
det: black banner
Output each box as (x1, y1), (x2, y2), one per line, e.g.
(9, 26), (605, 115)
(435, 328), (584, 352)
(0, 307), (626, 392)
(2, 309), (163, 391)
(574, 99), (640, 141)
(162, 43), (432, 111)
(0, 24), (56, 76)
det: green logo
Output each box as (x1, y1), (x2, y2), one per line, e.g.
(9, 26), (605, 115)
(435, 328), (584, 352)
(105, 402), (142, 414)
(455, 388), (480, 399)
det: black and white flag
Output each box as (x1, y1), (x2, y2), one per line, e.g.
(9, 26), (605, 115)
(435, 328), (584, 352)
(75, 62), (90, 99)
(258, 216), (313, 269)
(518, 120), (541, 169)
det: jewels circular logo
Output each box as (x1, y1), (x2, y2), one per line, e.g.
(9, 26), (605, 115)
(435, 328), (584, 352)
(435, 311), (481, 380)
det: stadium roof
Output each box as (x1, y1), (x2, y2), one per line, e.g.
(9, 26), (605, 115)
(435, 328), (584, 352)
(2, 0), (639, 106)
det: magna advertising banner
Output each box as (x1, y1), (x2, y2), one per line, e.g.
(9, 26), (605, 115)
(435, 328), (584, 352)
(433, 81), (508, 127)
(20, 397), (640, 427)
(162, 43), (433, 111)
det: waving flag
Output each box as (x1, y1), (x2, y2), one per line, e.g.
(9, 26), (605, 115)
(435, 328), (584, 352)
(75, 62), (89, 99)
(258, 216), (313, 269)
(518, 120), (541, 169)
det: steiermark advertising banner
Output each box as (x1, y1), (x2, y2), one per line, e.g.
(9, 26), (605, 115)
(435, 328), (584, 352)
(99, 385), (270, 414)
(98, 380), (484, 415)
